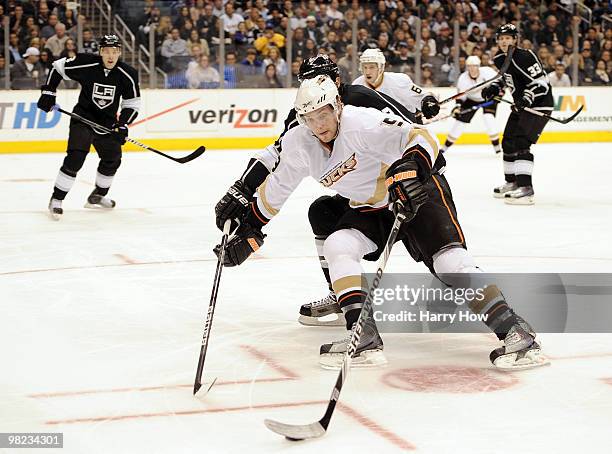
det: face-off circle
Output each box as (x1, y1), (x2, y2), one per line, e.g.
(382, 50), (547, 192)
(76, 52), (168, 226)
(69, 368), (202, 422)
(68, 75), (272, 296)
(382, 366), (520, 393)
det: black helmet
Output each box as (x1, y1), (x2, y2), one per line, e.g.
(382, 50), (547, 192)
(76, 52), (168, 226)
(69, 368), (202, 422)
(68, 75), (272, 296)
(298, 54), (340, 83)
(495, 23), (518, 40)
(99, 34), (122, 49)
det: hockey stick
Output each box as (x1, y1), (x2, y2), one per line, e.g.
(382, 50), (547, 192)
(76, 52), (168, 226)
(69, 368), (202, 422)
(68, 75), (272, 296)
(436, 46), (515, 106)
(193, 219), (232, 395)
(425, 100), (495, 123)
(54, 107), (206, 164)
(264, 205), (411, 441)
(494, 97), (584, 124)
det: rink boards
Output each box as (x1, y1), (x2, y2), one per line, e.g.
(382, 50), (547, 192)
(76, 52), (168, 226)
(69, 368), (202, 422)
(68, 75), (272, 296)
(0, 86), (610, 153)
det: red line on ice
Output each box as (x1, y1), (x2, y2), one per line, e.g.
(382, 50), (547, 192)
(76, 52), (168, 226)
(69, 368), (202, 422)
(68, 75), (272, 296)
(240, 344), (300, 379)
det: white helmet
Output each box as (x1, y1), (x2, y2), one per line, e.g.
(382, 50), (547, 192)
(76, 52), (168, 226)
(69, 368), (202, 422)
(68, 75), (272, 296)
(466, 55), (481, 67)
(359, 48), (386, 73)
(294, 75), (341, 125)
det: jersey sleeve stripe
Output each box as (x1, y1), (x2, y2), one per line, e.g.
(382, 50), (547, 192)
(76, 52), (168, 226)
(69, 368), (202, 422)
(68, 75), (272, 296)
(65, 62), (100, 70)
(118, 67), (138, 98)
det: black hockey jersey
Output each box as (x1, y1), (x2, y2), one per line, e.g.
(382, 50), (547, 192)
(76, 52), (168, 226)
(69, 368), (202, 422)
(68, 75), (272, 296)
(242, 83), (444, 189)
(492, 48), (553, 109)
(45, 53), (141, 129)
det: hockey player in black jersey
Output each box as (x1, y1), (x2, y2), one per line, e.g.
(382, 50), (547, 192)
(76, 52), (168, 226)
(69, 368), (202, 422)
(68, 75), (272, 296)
(482, 24), (554, 205)
(215, 55), (445, 327)
(37, 34), (141, 220)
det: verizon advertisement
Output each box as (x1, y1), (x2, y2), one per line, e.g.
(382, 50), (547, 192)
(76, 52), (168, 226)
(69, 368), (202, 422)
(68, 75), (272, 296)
(0, 87), (609, 152)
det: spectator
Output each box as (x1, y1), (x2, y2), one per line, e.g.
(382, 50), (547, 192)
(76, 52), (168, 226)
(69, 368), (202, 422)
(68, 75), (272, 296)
(220, 2), (244, 36)
(82, 29), (99, 54)
(290, 59), (301, 87)
(537, 15), (566, 48)
(174, 6), (191, 31)
(11, 47), (44, 89)
(222, 52), (239, 88)
(234, 22), (255, 54)
(421, 28), (437, 56)
(0, 54), (6, 88)
(63, 8), (77, 30)
(292, 27), (308, 60)
(36, 2), (52, 29)
(254, 26), (285, 57)
(197, 3), (218, 38)
(304, 38), (318, 59)
(45, 23), (69, 58)
(40, 14), (59, 40)
(468, 12), (487, 35)
(187, 29), (210, 56)
(240, 47), (263, 77)
(212, 0), (225, 18)
(593, 60), (610, 85)
(391, 41), (414, 68)
(259, 63), (283, 88)
(60, 38), (77, 59)
(39, 49), (54, 79)
(8, 33), (22, 64)
(186, 54), (220, 88)
(263, 46), (288, 78)
(337, 44), (356, 79)
(421, 64), (435, 87)
(548, 63), (571, 87)
(327, 0), (344, 21)
(579, 46), (596, 84)
(304, 16), (323, 45)
(161, 28), (189, 58)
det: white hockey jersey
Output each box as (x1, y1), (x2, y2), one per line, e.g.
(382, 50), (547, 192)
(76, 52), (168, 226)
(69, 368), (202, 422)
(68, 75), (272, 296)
(456, 66), (498, 102)
(352, 72), (427, 113)
(253, 106), (439, 220)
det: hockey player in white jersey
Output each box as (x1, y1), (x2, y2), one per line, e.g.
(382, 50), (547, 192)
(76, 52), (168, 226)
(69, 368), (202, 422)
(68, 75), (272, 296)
(441, 56), (502, 154)
(352, 48), (440, 120)
(214, 75), (548, 371)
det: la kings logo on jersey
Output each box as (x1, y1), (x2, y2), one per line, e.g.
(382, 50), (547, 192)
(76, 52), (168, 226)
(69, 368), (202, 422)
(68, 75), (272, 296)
(92, 83), (116, 109)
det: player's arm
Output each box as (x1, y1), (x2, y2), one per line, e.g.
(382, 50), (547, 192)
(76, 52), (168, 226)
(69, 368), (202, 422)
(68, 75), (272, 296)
(516, 50), (550, 109)
(37, 54), (97, 112)
(214, 108), (299, 232)
(344, 84), (419, 124)
(482, 55), (507, 101)
(111, 66), (141, 145)
(400, 75), (440, 119)
(214, 132), (309, 267)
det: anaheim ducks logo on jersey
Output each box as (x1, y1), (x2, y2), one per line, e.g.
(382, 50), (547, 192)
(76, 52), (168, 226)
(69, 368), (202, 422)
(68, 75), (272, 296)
(320, 153), (357, 187)
(92, 83), (116, 109)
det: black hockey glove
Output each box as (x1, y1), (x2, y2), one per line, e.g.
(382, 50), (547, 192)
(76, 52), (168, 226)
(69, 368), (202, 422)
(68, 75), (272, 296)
(385, 158), (428, 216)
(481, 84), (502, 102)
(451, 104), (463, 119)
(37, 85), (56, 113)
(513, 91), (534, 112)
(111, 122), (128, 145)
(215, 180), (254, 232)
(213, 222), (265, 267)
(420, 95), (440, 119)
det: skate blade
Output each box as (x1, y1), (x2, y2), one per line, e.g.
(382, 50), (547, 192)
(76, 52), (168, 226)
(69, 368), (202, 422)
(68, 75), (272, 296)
(493, 349), (550, 371)
(84, 202), (115, 210)
(298, 313), (345, 327)
(319, 349), (387, 370)
(504, 196), (534, 205)
(493, 192), (508, 199)
(48, 211), (61, 221)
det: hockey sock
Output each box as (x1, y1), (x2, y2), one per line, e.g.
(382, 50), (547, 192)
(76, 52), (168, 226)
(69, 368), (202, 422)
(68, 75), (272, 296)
(52, 167), (77, 200)
(514, 150), (534, 187)
(469, 285), (519, 340)
(490, 136), (501, 153)
(331, 275), (367, 329)
(441, 137), (456, 153)
(315, 235), (333, 290)
(94, 171), (115, 196)
(502, 151), (517, 183)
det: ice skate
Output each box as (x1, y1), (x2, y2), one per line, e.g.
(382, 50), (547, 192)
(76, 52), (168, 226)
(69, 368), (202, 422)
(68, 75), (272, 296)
(48, 198), (63, 221)
(493, 181), (517, 198)
(504, 186), (535, 205)
(490, 325), (549, 370)
(84, 190), (116, 209)
(298, 291), (345, 326)
(319, 315), (387, 370)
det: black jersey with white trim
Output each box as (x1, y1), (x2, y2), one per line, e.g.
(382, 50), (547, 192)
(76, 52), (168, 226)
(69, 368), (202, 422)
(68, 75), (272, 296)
(492, 48), (553, 109)
(241, 82), (430, 190)
(45, 53), (141, 129)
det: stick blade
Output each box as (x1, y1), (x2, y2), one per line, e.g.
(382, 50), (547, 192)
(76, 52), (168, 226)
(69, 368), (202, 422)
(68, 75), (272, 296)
(561, 105), (583, 123)
(193, 377), (217, 396)
(264, 419), (326, 440)
(176, 145), (206, 164)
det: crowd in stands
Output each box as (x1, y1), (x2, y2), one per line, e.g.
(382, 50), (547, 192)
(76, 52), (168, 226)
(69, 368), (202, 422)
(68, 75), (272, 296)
(1, 1), (611, 89)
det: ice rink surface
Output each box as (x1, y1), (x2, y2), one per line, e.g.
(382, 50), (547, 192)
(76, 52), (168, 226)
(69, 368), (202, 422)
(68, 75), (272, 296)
(1, 143), (612, 454)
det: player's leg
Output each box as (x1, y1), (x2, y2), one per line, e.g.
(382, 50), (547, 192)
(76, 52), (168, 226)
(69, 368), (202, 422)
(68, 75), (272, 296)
(441, 103), (476, 153)
(49, 121), (93, 219)
(298, 195), (352, 326)
(319, 226), (387, 369)
(494, 112), (520, 198)
(87, 134), (122, 209)
(504, 112), (550, 205)
(482, 102), (501, 154)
